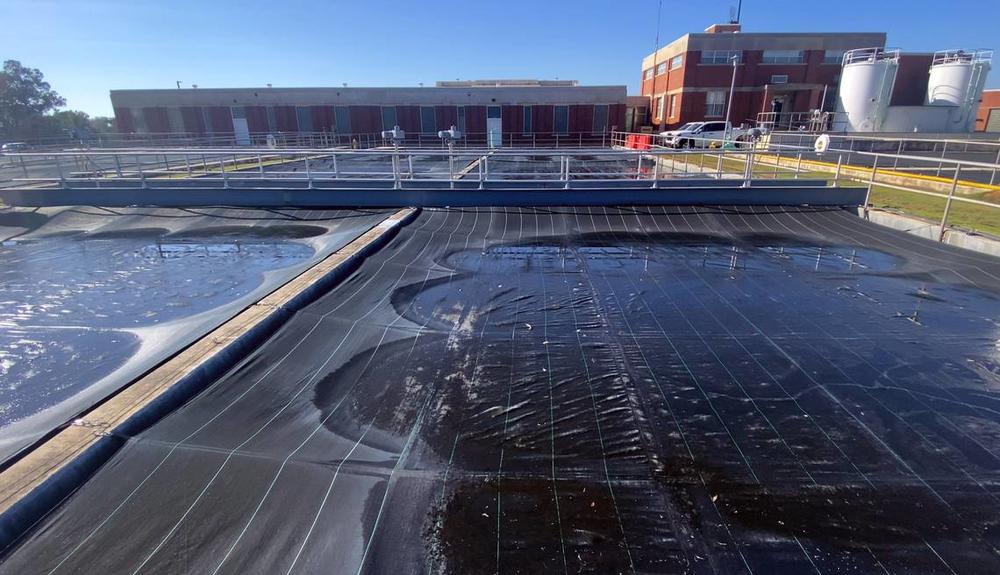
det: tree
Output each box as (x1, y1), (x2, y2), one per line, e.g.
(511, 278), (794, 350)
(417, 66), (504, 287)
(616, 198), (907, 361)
(0, 60), (66, 139)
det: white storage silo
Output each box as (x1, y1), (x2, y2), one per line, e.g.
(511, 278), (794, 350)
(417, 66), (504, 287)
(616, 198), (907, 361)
(927, 50), (993, 131)
(834, 48), (900, 132)
(927, 50), (975, 106)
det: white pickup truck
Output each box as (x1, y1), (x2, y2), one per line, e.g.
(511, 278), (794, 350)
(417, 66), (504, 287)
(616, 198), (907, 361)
(659, 121), (747, 149)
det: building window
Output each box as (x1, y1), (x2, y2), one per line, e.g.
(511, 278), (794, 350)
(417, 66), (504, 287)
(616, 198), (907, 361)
(265, 107), (278, 132)
(706, 91), (725, 117)
(457, 106), (466, 133)
(554, 105), (569, 134)
(381, 106), (397, 130)
(592, 104), (609, 134)
(762, 50), (805, 64)
(643, 68), (653, 80)
(670, 54), (683, 70)
(668, 94), (678, 118)
(523, 106), (532, 134)
(823, 50), (845, 64)
(656, 62), (667, 76)
(655, 96), (664, 121)
(701, 50), (741, 65)
(770, 74), (789, 84)
(334, 106), (351, 134)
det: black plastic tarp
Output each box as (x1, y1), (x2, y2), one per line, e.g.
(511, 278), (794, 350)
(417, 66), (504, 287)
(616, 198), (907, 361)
(0, 207), (392, 463)
(3, 206), (1000, 574)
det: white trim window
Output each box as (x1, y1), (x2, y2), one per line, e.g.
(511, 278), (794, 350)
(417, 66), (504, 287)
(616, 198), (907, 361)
(762, 50), (805, 64)
(668, 94), (678, 118)
(770, 74), (789, 84)
(701, 50), (741, 65)
(705, 91), (725, 117)
(656, 96), (665, 121)
(656, 62), (667, 76)
(644, 68), (653, 80)
(670, 54), (683, 70)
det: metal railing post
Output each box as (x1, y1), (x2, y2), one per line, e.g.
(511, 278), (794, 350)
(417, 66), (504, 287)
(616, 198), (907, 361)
(477, 155), (484, 189)
(564, 156), (571, 189)
(305, 156), (313, 189)
(136, 156), (146, 189)
(742, 146), (754, 188)
(55, 155), (66, 188)
(184, 154), (191, 175)
(794, 153), (802, 179)
(257, 154), (264, 176)
(938, 164), (961, 242)
(651, 153), (660, 188)
(635, 154), (642, 180)
(113, 154), (122, 178)
(332, 154), (339, 179)
(991, 147), (1000, 186)
(834, 154), (842, 185)
(863, 154), (879, 219)
(448, 143), (455, 189)
(936, 141), (947, 177)
(220, 159), (229, 189)
(393, 151), (402, 189)
(407, 155), (414, 179)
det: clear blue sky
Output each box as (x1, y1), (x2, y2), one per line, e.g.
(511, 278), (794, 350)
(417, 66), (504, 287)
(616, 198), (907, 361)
(2, 0), (998, 117)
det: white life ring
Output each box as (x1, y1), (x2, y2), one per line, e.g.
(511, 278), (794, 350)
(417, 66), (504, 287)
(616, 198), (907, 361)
(814, 134), (831, 154)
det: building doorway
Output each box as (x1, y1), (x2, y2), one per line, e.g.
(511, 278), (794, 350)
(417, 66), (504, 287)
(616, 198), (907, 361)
(487, 106), (502, 148)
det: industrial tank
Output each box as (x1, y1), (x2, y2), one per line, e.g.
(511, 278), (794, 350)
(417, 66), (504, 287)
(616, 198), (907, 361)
(833, 48), (900, 132)
(926, 50), (993, 131)
(927, 50), (976, 106)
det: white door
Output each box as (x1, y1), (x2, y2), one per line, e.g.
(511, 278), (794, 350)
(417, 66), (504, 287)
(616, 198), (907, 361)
(232, 117), (251, 146)
(487, 106), (502, 148)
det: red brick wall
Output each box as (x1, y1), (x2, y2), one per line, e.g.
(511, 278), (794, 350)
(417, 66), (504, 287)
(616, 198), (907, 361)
(976, 90), (1000, 131)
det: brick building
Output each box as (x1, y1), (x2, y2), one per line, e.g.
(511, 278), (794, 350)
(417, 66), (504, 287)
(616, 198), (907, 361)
(640, 24), (885, 130)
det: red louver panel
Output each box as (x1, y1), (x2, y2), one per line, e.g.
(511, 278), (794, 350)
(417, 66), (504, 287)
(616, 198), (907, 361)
(435, 106), (458, 131)
(114, 107), (135, 133)
(501, 105), (522, 134)
(532, 105), (554, 133)
(396, 106), (420, 133)
(350, 106), (381, 133)
(310, 106), (335, 132)
(208, 107), (234, 134)
(569, 105), (594, 133)
(142, 107), (170, 133)
(245, 106), (269, 133)
(273, 106), (298, 132)
(465, 106), (487, 135)
(180, 107), (206, 134)
(609, 104), (626, 131)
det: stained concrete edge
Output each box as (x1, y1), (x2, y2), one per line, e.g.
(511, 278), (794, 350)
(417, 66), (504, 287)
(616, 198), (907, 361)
(860, 207), (1000, 258)
(0, 207), (418, 551)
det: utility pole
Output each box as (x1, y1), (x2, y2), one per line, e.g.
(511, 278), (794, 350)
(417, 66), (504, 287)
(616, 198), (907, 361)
(724, 54), (739, 144)
(175, 81), (181, 89)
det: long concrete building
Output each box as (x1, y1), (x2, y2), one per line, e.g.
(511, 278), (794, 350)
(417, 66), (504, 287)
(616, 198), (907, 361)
(110, 81), (628, 143)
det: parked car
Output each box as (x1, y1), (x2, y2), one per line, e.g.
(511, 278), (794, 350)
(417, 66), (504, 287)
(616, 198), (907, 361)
(1, 142), (29, 153)
(659, 121), (746, 149)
